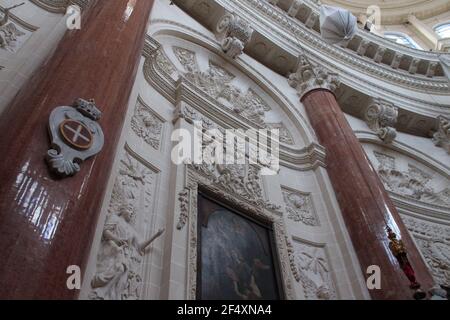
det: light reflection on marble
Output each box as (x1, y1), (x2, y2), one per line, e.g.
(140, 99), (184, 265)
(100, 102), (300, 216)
(123, 0), (137, 22)
(11, 160), (63, 243)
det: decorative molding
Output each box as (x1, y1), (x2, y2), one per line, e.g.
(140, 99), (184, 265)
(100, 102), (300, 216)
(178, 163), (295, 299)
(131, 97), (165, 151)
(216, 0), (450, 94)
(364, 98), (398, 144)
(29, 0), (90, 13)
(288, 56), (340, 100)
(282, 186), (320, 227)
(216, 13), (253, 59)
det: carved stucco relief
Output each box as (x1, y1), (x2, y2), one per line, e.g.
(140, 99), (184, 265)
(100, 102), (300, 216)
(0, 10), (33, 53)
(282, 187), (320, 226)
(402, 216), (450, 287)
(131, 97), (165, 151)
(373, 151), (450, 208)
(288, 238), (337, 300)
(89, 149), (159, 300)
(171, 45), (295, 143)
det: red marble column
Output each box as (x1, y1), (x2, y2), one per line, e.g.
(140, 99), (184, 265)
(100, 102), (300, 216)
(0, 0), (154, 299)
(302, 89), (434, 300)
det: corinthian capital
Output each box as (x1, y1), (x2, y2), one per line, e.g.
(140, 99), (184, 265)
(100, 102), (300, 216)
(216, 13), (253, 59)
(364, 98), (398, 144)
(288, 56), (340, 100)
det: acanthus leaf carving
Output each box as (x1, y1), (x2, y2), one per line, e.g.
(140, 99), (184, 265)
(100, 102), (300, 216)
(288, 56), (340, 100)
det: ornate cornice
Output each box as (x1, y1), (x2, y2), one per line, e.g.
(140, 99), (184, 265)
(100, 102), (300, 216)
(228, 0), (449, 92)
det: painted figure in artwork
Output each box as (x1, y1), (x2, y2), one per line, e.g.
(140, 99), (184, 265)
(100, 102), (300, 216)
(90, 204), (164, 300)
(226, 249), (270, 300)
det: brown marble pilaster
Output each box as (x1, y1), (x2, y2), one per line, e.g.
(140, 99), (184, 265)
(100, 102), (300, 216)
(0, 0), (154, 299)
(302, 89), (434, 300)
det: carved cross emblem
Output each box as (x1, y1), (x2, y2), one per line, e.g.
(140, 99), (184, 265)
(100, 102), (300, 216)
(59, 119), (93, 150)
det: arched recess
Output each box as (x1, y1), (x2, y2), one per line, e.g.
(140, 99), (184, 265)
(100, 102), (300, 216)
(146, 20), (320, 151)
(358, 133), (450, 288)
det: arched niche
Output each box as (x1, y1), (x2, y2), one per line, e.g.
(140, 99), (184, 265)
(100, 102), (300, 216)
(148, 26), (318, 149)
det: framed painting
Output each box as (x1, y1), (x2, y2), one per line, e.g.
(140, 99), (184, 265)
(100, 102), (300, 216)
(196, 192), (284, 300)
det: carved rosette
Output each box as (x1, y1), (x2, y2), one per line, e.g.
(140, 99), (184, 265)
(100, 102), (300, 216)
(288, 56), (340, 100)
(365, 98), (398, 144)
(216, 13), (254, 59)
(433, 116), (450, 154)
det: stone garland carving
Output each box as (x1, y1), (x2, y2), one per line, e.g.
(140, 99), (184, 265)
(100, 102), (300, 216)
(364, 98), (398, 144)
(282, 188), (320, 226)
(131, 98), (164, 150)
(89, 150), (159, 300)
(172, 45), (294, 139)
(374, 151), (450, 207)
(288, 56), (340, 100)
(402, 216), (450, 287)
(177, 188), (190, 230)
(289, 239), (337, 300)
(432, 116), (450, 154)
(181, 163), (294, 300)
(216, 13), (254, 59)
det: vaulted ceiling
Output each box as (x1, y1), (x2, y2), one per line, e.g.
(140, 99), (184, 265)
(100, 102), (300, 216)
(322, 0), (450, 24)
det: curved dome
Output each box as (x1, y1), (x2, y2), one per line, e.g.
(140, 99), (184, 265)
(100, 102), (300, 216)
(321, 0), (450, 24)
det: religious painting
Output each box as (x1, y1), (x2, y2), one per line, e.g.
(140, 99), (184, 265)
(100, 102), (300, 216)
(197, 193), (284, 300)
